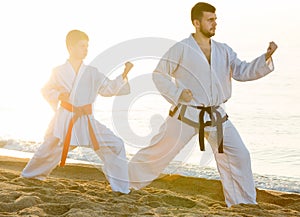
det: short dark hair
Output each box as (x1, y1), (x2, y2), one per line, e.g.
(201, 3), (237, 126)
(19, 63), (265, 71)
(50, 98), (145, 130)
(66, 30), (89, 47)
(191, 2), (216, 22)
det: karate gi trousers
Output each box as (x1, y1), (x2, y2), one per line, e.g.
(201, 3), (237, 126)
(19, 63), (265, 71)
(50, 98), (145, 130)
(129, 116), (256, 207)
(21, 121), (130, 194)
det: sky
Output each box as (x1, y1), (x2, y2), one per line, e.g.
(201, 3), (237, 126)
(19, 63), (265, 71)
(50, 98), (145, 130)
(0, 0), (299, 109)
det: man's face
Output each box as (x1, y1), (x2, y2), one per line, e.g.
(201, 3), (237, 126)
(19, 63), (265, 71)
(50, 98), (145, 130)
(198, 12), (217, 38)
(69, 40), (88, 60)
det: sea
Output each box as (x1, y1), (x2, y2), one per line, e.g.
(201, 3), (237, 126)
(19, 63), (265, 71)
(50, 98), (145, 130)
(0, 55), (299, 194)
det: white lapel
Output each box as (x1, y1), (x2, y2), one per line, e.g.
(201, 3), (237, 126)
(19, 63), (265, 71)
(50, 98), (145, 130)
(68, 63), (85, 103)
(189, 34), (211, 67)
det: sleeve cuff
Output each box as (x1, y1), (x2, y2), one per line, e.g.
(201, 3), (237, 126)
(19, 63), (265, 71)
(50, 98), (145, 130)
(266, 56), (274, 71)
(117, 74), (128, 84)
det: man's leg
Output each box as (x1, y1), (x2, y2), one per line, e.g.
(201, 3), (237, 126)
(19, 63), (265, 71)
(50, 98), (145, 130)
(21, 137), (62, 180)
(206, 120), (256, 207)
(129, 116), (196, 189)
(93, 121), (130, 194)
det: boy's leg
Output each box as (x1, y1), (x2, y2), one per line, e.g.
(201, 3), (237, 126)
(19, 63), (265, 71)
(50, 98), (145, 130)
(206, 120), (256, 207)
(129, 116), (196, 189)
(93, 122), (130, 194)
(21, 137), (62, 180)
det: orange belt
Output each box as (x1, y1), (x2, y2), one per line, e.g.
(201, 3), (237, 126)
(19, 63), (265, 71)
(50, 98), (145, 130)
(59, 101), (100, 166)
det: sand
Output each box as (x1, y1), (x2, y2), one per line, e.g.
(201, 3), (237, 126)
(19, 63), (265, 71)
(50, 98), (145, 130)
(0, 156), (299, 217)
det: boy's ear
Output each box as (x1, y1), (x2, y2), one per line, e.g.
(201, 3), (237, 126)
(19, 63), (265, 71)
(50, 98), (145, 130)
(66, 44), (72, 53)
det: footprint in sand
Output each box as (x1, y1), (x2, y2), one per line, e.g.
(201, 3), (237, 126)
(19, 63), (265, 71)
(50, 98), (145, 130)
(161, 195), (196, 208)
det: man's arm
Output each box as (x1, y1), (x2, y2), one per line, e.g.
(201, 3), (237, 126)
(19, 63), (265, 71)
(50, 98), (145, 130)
(265, 41), (278, 61)
(229, 42), (278, 81)
(152, 43), (185, 105)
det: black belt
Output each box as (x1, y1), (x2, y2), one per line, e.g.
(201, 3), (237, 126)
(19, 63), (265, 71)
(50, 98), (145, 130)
(169, 104), (228, 153)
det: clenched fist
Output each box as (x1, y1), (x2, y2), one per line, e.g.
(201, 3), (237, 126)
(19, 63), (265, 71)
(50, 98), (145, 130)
(265, 41), (278, 60)
(58, 92), (70, 102)
(179, 89), (193, 102)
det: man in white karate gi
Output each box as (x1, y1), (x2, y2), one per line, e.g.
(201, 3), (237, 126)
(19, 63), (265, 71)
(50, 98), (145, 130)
(129, 2), (278, 206)
(21, 30), (133, 194)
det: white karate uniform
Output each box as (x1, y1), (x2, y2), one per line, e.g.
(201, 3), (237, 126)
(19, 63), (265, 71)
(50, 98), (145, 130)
(22, 61), (130, 194)
(129, 34), (274, 206)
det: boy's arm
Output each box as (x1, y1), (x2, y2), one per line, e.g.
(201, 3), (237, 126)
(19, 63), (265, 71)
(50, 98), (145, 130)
(41, 70), (68, 111)
(122, 62), (134, 79)
(98, 62), (133, 97)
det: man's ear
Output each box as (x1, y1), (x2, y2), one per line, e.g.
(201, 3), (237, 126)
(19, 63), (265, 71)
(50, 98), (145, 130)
(192, 19), (200, 28)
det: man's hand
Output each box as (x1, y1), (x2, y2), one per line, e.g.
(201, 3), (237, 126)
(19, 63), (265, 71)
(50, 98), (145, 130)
(122, 62), (134, 79)
(58, 92), (70, 102)
(265, 41), (278, 60)
(179, 89), (193, 102)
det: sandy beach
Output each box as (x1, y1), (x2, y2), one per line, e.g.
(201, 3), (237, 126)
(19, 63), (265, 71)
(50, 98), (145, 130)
(0, 156), (299, 217)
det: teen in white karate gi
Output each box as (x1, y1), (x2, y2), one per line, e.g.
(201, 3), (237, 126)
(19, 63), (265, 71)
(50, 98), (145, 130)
(129, 2), (278, 206)
(21, 30), (133, 194)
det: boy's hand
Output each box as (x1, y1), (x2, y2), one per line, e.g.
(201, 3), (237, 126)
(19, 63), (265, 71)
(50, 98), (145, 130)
(122, 62), (134, 79)
(58, 92), (70, 102)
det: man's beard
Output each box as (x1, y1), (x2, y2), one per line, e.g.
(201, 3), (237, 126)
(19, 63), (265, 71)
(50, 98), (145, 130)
(200, 26), (215, 38)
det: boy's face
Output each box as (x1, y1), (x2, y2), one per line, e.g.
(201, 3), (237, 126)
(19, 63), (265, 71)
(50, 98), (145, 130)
(68, 40), (88, 60)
